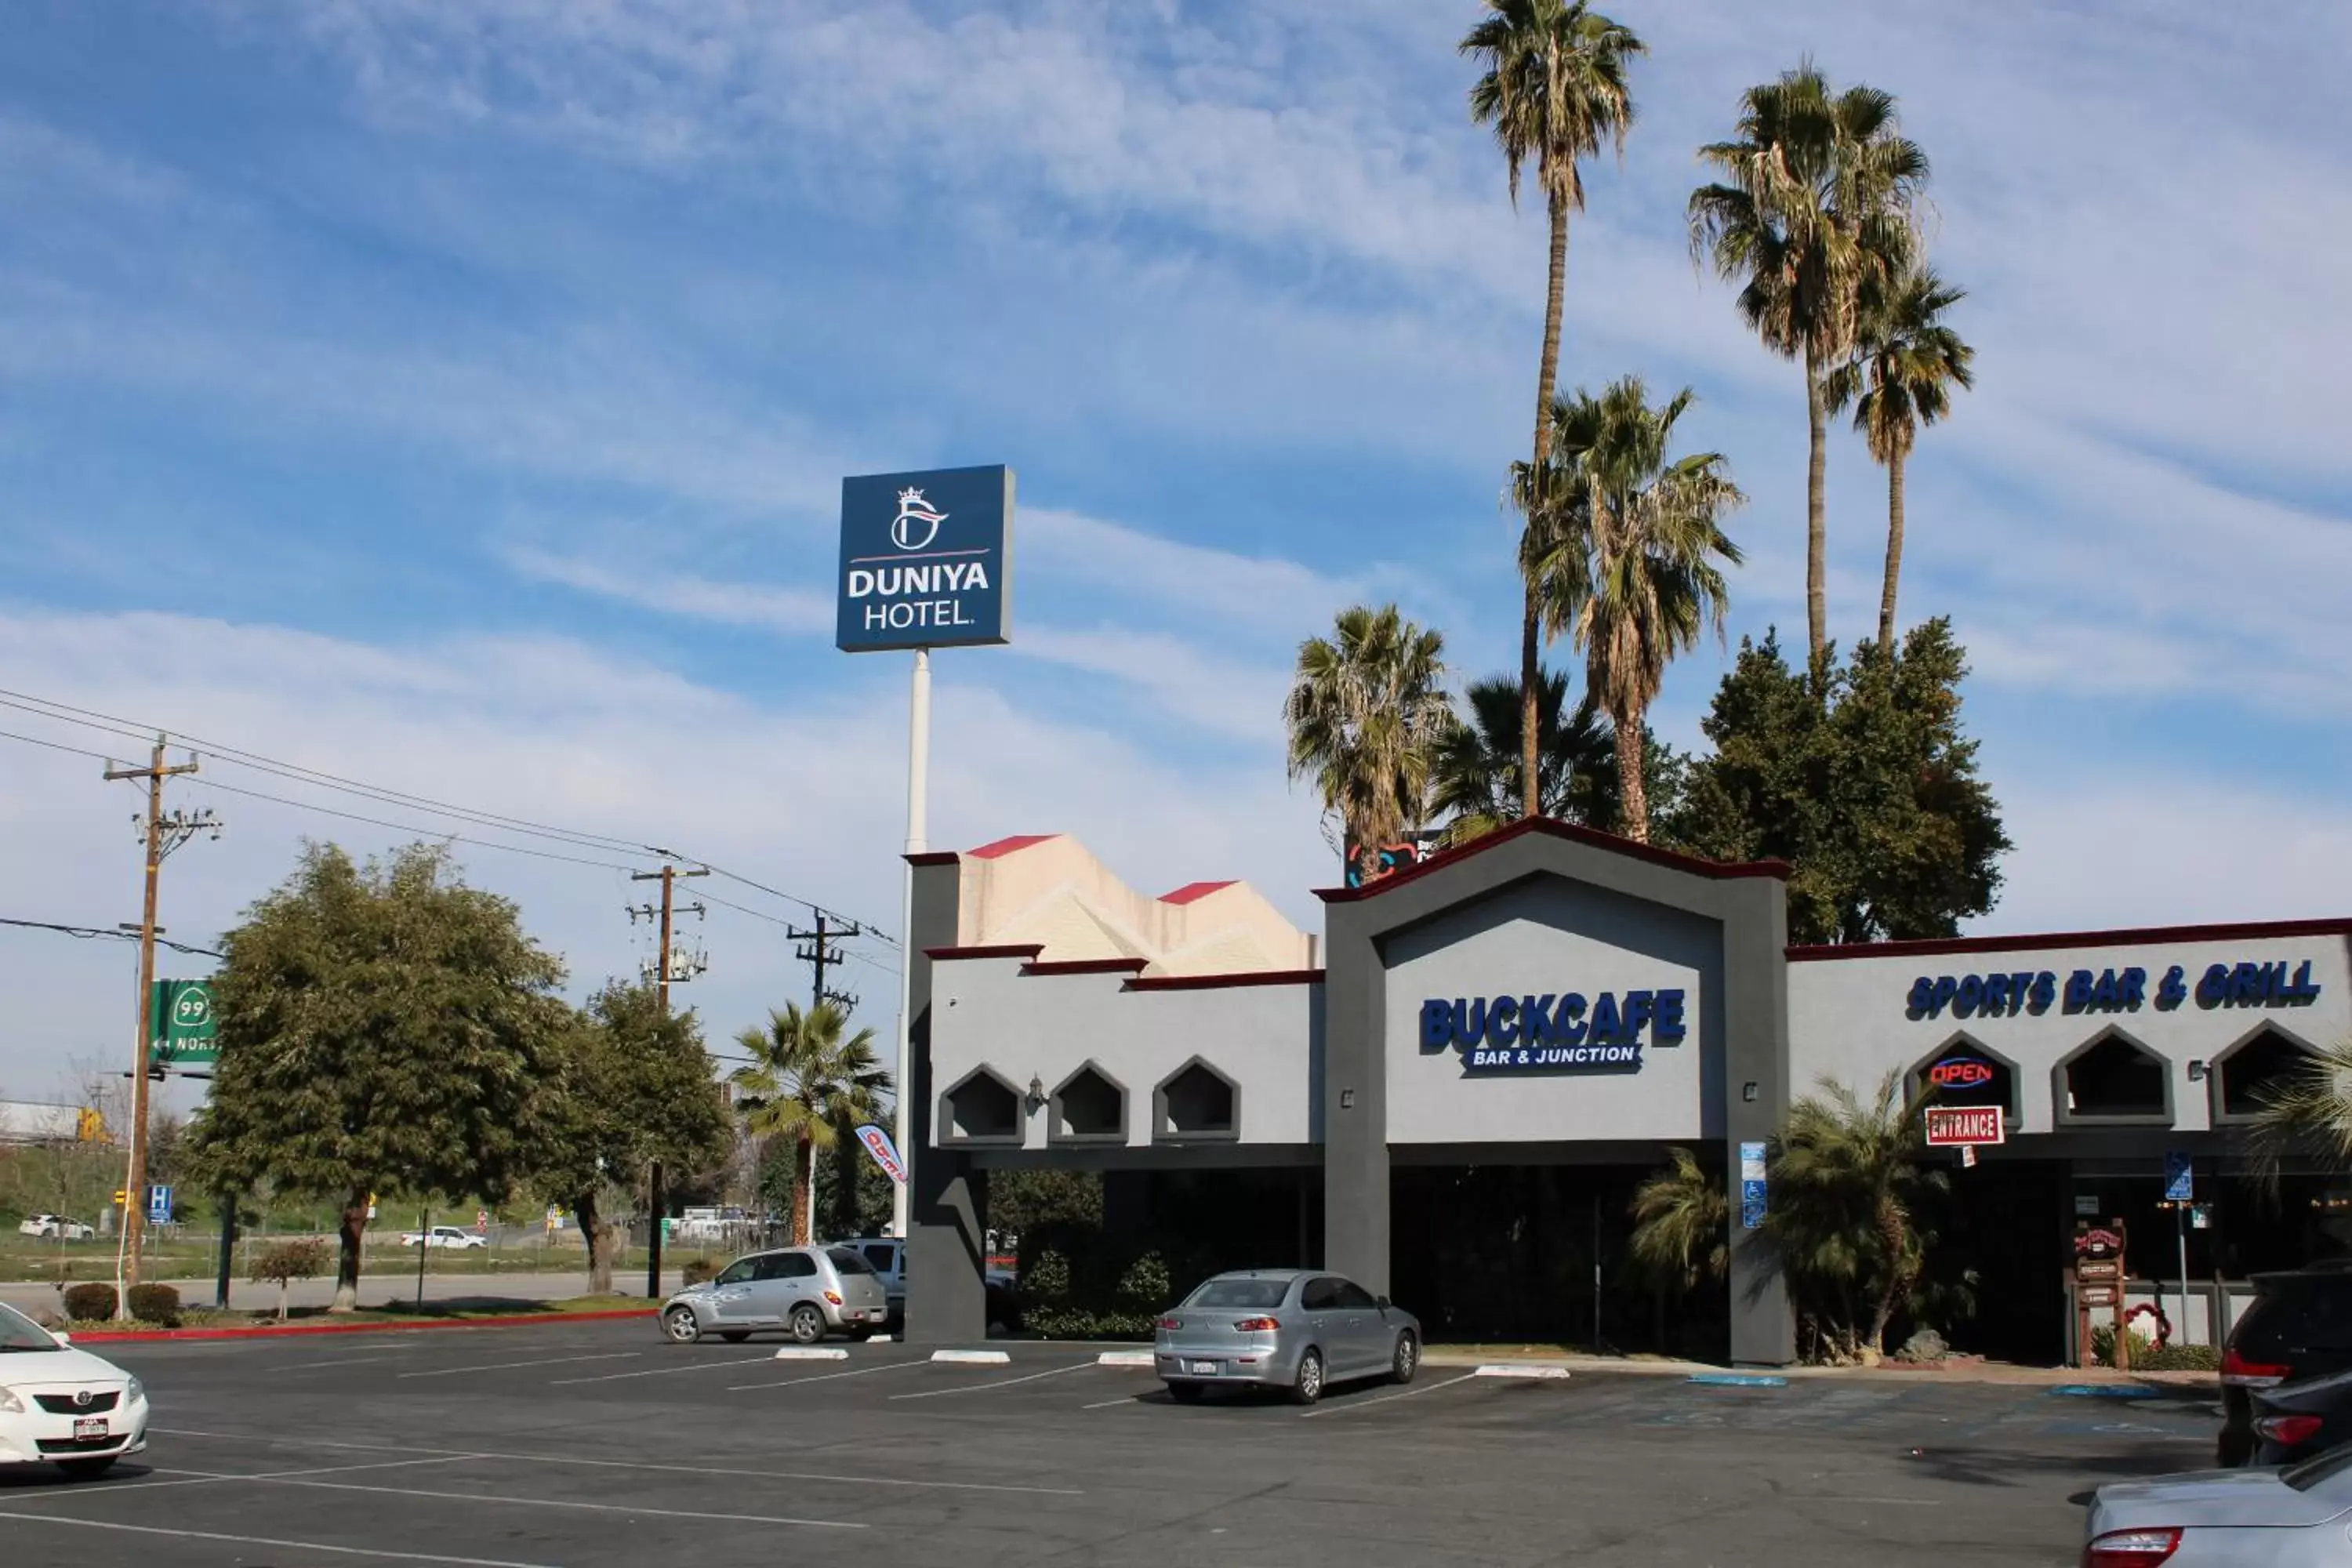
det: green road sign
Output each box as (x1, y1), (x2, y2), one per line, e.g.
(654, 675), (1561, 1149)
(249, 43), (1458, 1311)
(149, 978), (218, 1067)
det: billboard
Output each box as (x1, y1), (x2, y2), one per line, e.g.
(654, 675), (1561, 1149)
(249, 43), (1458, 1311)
(836, 465), (1014, 652)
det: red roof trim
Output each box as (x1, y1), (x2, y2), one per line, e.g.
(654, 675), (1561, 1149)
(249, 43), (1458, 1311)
(1314, 816), (1790, 902)
(968, 833), (1057, 860)
(1788, 917), (2352, 964)
(906, 851), (960, 866)
(924, 943), (1046, 961)
(1159, 880), (1237, 906)
(1123, 968), (1327, 991)
(1021, 956), (1151, 976)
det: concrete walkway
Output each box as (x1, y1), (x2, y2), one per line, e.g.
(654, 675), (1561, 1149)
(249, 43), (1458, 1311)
(0, 1269), (681, 1316)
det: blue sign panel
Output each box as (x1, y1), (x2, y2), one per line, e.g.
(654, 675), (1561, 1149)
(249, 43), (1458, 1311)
(146, 1184), (172, 1224)
(1419, 988), (1685, 1073)
(836, 465), (1014, 652)
(1905, 957), (2322, 1020)
(1740, 1142), (1767, 1231)
(2165, 1152), (2194, 1203)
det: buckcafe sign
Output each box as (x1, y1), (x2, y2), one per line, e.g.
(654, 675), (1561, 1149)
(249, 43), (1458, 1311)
(1421, 987), (1687, 1074)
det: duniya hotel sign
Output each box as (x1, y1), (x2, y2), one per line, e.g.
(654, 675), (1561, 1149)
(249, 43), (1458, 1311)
(835, 464), (1014, 652)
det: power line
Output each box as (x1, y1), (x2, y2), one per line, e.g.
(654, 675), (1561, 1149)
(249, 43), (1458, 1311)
(0, 725), (116, 763)
(0, 916), (223, 959)
(184, 777), (641, 872)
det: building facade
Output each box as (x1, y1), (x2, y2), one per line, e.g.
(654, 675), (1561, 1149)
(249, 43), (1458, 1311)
(902, 821), (2350, 1363)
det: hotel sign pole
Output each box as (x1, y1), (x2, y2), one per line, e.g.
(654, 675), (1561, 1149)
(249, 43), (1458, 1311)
(836, 465), (1014, 1244)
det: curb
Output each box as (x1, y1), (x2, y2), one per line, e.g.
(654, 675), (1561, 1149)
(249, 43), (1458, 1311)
(1096, 1350), (1155, 1368)
(66, 1307), (656, 1345)
(931, 1348), (1012, 1366)
(772, 1347), (851, 1361)
(1473, 1363), (1570, 1380)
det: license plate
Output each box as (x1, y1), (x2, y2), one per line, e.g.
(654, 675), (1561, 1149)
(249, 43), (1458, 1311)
(73, 1417), (108, 1442)
(1188, 1360), (1217, 1375)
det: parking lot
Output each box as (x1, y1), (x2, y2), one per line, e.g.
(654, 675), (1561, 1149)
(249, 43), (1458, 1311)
(1, 1319), (2220, 1566)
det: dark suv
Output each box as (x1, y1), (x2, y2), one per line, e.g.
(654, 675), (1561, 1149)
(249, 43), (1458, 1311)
(2219, 1265), (2352, 1465)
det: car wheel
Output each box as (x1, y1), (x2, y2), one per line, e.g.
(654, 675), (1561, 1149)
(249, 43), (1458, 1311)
(789, 1304), (826, 1345)
(1168, 1381), (1205, 1404)
(718, 1330), (750, 1344)
(57, 1457), (117, 1480)
(1390, 1331), (1418, 1386)
(662, 1305), (702, 1345)
(1289, 1348), (1325, 1406)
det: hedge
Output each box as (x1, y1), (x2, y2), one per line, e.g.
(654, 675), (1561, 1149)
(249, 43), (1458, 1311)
(60, 1283), (116, 1321)
(126, 1283), (181, 1327)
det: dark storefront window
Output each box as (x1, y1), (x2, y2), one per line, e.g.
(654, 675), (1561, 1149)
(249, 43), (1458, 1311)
(2216, 1028), (2315, 1121)
(2058, 1033), (2170, 1121)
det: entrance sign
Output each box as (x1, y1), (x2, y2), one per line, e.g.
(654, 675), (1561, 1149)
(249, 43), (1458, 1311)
(148, 978), (218, 1067)
(1739, 1141), (1767, 1231)
(855, 1123), (908, 1185)
(1923, 1105), (2005, 1147)
(1420, 988), (1686, 1073)
(835, 466), (1015, 652)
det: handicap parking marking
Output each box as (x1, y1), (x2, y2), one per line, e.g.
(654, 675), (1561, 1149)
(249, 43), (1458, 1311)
(397, 1351), (641, 1379)
(889, 1359), (1099, 1400)
(0, 1512), (565, 1568)
(1299, 1370), (1479, 1418)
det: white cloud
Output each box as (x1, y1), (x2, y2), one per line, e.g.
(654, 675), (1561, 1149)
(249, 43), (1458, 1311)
(504, 546), (836, 636)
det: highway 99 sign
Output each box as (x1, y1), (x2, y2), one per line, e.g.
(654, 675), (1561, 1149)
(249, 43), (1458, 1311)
(836, 465), (1014, 652)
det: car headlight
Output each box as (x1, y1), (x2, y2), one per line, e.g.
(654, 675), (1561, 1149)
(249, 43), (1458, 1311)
(0, 1387), (21, 1414)
(125, 1376), (143, 1404)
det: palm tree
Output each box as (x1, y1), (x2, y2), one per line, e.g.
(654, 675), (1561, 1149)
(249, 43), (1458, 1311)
(1769, 1071), (1946, 1360)
(1283, 604), (1452, 857)
(1428, 668), (1620, 845)
(1524, 376), (1743, 842)
(1629, 1145), (1728, 1290)
(2247, 1037), (2352, 1176)
(730, 1001), (888, 1245)
(1824, 265), (1974, 653)
(1688, 63), (1926, 668)
(1461, 0), (1643, 820)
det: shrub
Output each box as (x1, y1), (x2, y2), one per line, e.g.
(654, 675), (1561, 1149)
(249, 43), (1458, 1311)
(2088, 1326), (2221, 1373)
(126, 1283), (181, 1327)
(1024, 1249), (1072, 1304)
(251, 1236), (332, 1321)
(681, 1254), (720, 1287)
(61, 1283), (116, 1321)
(1116, 1252), (1171, 1310)
(1021, 1306), (1158, 1341)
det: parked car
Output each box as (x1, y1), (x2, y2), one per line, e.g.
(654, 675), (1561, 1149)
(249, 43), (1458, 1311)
(2249, 1366), (2352, 1465)
(660, 1245), (890, 1345)
(2085, 1443), (2352, 1566)
(16, 1215), (96, 1241)
(0, 1301), (151, 1479)
(2218, 1265), (2352, 1465)
(399, 1226), (488, 1250)
(1155, 1269), (1420, 1406)
(838, 1236), (1018, 1330)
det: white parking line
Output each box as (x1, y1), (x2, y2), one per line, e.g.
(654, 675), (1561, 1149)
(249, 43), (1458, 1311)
(1298, 1371), (1478, 1419)
(551, 1355), (775, 1385)
(276, 1354), (405, 1370)
(397, 1352), (639, 1379)
(0, 1512), (560, 1567)
(726, 1358), (930, 1392)
(180, 1471), (866, 1529)
(1081, 1394), (1145, 1410)
(890, 1361), (1095, 1400)
(154, 1425), (1084, 1497)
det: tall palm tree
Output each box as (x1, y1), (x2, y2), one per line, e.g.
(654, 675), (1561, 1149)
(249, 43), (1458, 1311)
(1770, 1071), (1946, 1360)
(1629, 1145), (1728, 1290)
(1428, 667), (1620, 845)
(1688, 63), (1926, 668)
(1525, 376), (1743, 842)
(1283, 604), (1452, 858)
(2247, 1036), (2352, 1176)
(1824, 265), (1974, 653)
(730, 1001), (888, 1245)
(1461, 0), (1643, 821)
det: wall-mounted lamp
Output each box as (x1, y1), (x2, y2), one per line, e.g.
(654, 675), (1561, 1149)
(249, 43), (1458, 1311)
(2187, 1059), (2209, 1083)
(1026, 1075), (1047, 1112)
(1340, 1088), (1356, 1110)
(1741, 1080), (1759, 1103)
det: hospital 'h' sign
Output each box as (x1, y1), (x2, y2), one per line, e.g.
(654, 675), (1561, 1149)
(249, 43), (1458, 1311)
(836, 465), (1014, 652)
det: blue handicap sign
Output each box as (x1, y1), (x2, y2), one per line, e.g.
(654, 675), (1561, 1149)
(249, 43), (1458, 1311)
(2164, 1152), (2193, 1203)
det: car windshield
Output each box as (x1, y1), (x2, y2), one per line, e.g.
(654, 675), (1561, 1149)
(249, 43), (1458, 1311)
(0, 1302), (63, 1352)
(2283, 1443), (2352, 1494)
(1183, 1278), (1290, 1310)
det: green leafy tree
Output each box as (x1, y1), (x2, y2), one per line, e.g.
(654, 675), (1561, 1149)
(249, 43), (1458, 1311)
(1461, 0), (1643, 816)
(1676, 621), (2009, 943)
(987, 1168), (1104, 1246)
(1825, 265), (1975, 652)
(1689, 64), (1926, 666)
(1283, 604), (1453, 855)
(731, 1002), (888, 1246)
(1768, 1072), (1947, 1360)
(1523, 376), (1744, 841)
(532, 983), (732, 1294)
(1430, 668), (1620, 845)
(187, 843), (569, 1312)
(815, 1134), (896, 1240)
(1628, 1145), (1728, 1291)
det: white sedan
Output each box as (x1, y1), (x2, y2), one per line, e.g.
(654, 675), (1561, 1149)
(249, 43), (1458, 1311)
(400, 1226), (488, 1250)
(2085, 1447), (2352, 1564)
(16, 1215), (96, 1241)
(0, 1301), (149, 1478)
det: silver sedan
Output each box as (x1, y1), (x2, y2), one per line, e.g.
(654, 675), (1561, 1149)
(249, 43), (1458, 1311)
(1155, 1269), (1419, 1406)
(2085, 1446), (2352, 1564)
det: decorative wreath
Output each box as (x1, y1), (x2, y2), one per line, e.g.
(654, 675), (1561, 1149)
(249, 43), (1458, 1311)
(2123, 1300), (2171, 1347)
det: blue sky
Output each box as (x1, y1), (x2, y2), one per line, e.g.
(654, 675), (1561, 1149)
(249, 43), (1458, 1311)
(3, 1), (2349, 1098)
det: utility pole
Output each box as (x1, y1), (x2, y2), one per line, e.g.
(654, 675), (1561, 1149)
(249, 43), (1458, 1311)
(789, 912), (862, 1015)
(102, 736), (216, 1316)
(629, 859), (707, 1298)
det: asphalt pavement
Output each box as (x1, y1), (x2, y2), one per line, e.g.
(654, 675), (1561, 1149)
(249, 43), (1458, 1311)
(0, 1268), (679, 1315)
(0, 1318), (2224, 1566)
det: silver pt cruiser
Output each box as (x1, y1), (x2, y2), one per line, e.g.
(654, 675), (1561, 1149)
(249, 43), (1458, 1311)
(662, 1245), (891, 1345)
(1156, 1269), (1420, 1405)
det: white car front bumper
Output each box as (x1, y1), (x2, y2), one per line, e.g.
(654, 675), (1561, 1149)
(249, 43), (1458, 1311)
(0, 1391), (150, 1465)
